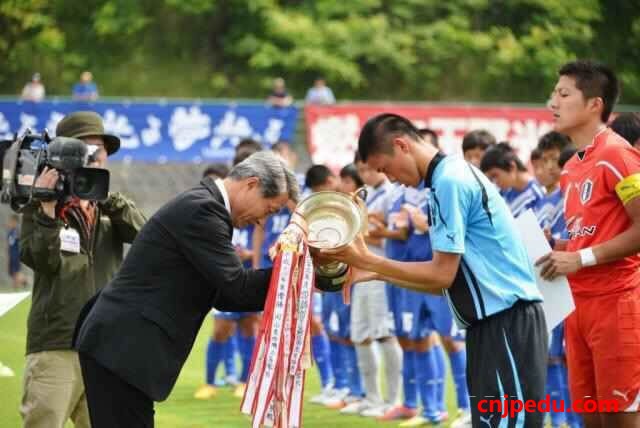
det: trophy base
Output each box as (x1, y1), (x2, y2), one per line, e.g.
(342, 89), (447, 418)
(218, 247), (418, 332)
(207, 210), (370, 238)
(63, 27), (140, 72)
(315, 264), (349, 292)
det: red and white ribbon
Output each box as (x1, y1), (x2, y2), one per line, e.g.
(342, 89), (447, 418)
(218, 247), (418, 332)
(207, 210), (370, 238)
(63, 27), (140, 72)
(241, 224), (314, 428)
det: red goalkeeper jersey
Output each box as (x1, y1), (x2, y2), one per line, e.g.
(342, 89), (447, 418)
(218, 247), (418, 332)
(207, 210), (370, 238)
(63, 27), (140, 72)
(560, 128), (640, 297)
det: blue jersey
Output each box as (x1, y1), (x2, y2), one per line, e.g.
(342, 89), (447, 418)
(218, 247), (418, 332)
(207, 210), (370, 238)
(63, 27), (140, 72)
(534, 188), (567, 240)
(7, 228), (19, 259)
(232, 225), (255, 268)
(426, 154), (542, 328)
(261, 207), (291, 268)
(366, 180), (394, 256)
(385, 184), (409, 261)
(501, 179), (544, 218)
(404, 187), (432, 262)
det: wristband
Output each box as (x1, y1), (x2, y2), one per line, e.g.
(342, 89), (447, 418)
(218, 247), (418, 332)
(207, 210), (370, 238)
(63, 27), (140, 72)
(579, 247), (597, 267)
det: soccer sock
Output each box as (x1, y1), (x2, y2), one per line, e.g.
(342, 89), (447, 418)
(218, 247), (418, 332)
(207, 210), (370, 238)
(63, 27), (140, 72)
(223, 335), (237, 380)
(206, 339), (223, 385)
(312, 334), (333, 389)
(433, 344), (447, 412)
(415, 348), (439, 421)
(402, 350), (418, 409)
(356, 343), (382, 403)
(238, 334), (256, 383)
(329, 340), (349, 390)
(448, 348), (470, 410)
(380, 339), (403, 405)
(547, 363), (566, 427)
(344, 343), (364, 397)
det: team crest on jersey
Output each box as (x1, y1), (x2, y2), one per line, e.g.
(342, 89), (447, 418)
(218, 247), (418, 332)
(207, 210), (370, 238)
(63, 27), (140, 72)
(580, 179), (594, 204)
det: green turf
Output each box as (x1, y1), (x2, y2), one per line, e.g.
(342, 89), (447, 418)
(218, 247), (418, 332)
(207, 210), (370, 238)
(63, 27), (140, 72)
(0, 294), (460, 427)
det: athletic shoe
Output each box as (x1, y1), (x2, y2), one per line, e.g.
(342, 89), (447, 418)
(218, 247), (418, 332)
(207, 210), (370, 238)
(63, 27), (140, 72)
(309, 386), (336, 405)
(224, 375), (240, 386)
(324, 393), (362, 409)
(398, 415), (431, 427)
(193, 384), (217, 400)
(339, 399), (377, 415)
(233, 383), (246, 398)
(376, 405), (418, 421)
(450, 409), (472, 427)
(360, 403), (392, 417)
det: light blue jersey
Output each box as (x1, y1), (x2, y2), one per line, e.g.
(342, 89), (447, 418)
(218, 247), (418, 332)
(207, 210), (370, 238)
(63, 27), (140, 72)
(425, 154), (542, 328)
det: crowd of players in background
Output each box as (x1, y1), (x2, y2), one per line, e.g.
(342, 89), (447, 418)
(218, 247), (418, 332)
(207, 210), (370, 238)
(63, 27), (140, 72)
(188, 111), (640, 427)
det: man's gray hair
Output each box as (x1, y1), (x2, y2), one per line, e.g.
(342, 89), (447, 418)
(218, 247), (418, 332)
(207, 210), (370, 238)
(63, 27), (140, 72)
(229, 151), (300, 202)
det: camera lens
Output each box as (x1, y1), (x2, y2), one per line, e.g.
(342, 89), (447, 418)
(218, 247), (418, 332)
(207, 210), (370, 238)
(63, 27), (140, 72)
(74, 175), (92, 194)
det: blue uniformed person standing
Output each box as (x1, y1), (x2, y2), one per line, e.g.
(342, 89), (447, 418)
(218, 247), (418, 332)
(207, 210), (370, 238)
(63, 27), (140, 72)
(7, 214), (27, 290)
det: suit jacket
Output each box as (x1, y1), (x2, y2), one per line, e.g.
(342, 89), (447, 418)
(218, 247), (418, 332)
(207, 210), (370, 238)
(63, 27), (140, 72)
(74, 177), (272, 401)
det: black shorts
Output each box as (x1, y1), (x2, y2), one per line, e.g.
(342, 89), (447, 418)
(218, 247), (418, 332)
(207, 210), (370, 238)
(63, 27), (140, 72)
(466, 301), (548, 428)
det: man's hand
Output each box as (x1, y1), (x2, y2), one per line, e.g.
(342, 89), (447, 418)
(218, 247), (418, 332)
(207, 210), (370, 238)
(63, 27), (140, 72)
(319, 234), (373, 270)
(535, 251), (582, 280)
(35, 167), (58, 219)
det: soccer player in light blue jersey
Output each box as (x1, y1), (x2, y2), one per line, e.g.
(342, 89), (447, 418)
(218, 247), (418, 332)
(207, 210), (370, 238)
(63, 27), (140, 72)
(321, 113), (548, 427)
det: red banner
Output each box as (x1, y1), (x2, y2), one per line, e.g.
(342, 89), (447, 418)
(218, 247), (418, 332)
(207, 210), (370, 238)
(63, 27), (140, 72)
(304, 104), (554, 172)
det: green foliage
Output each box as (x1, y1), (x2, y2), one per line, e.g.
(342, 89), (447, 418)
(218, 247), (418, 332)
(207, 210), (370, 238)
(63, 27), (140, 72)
(1, 0), (638, 104)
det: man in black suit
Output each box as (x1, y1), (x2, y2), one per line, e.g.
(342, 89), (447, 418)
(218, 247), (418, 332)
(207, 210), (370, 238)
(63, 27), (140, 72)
(74, 151), (300, 427)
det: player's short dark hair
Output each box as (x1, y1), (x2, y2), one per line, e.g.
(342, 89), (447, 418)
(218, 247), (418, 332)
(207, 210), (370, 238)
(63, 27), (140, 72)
(530, 148), (542, 162)
(610, 112), (640, 146)
(558, 147), (577, 168)
(339, 163), (364, 188)
(462, 129), (496, 153)
(305, 164), (334, 189)
(358, 113), (422, 162)
(235, 138), (263, 155)
(480, 142), (527, 173)
(418, 128), (439, 148)
(559, 60), (620, 123)
(202, 163), (230, 179)
(537, 131), (572, 153)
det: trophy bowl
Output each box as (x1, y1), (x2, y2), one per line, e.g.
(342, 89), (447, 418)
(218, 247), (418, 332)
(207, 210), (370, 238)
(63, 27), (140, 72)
(296, 190), (367, 292)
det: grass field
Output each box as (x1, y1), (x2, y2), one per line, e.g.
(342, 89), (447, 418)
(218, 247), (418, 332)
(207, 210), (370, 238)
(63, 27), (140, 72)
(0, 292), (459, 428)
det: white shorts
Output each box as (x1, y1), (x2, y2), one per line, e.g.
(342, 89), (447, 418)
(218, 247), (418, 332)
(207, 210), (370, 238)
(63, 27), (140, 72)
(350, 280), (394, 343)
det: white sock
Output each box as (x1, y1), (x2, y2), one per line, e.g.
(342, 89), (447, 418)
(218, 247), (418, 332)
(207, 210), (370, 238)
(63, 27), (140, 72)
(355, 343), (382, 404)
(379, 338), (402, 405)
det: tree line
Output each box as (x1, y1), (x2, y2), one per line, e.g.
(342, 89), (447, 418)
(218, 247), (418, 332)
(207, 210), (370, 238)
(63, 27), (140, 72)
(2, 0), (639, 104)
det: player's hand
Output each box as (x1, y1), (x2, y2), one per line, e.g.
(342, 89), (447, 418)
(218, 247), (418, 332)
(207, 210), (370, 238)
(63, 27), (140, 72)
(368, 216), (386, 238)
(535, 251), (582, 280)
(320, 234), (372, 270)
(342, 267), (378, 305)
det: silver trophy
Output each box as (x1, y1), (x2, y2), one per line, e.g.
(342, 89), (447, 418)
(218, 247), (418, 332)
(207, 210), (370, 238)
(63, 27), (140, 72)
(295, 188), (367, 292)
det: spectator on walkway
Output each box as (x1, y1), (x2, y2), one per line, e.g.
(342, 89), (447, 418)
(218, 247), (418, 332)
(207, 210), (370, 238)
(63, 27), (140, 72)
(305, 78), (335, 105)
(267, 78), (293, 108)
(21, 73), (45, 102)
(72, 71), (99, 102)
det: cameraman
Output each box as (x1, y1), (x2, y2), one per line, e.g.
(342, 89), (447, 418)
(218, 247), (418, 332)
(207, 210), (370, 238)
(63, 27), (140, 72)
(19, 111), (147, 428)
